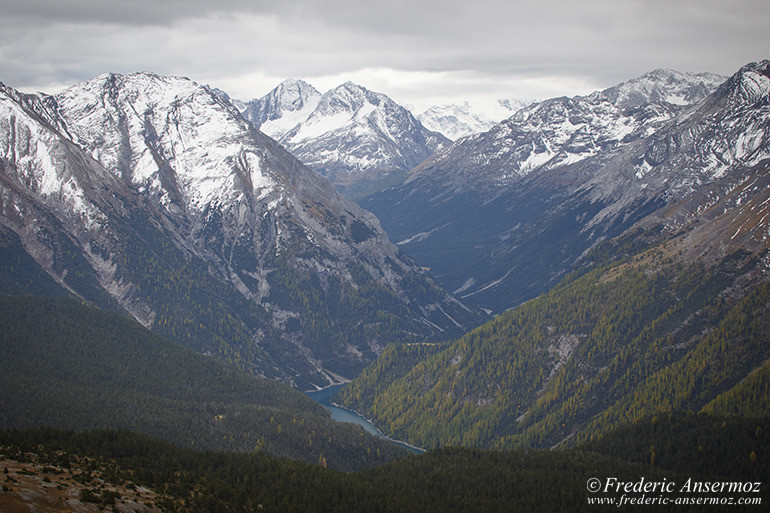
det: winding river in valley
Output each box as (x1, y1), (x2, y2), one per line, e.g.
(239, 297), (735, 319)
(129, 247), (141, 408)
(306, 383), (424, 454)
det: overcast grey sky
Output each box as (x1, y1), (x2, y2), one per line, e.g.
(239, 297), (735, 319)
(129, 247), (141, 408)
(2, 0), (768, 109)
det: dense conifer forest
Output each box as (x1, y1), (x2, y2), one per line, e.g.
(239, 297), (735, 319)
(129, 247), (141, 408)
(0, 295), (405, 471)
(339, 239), (770, 450)
(1, 418), (767, 512)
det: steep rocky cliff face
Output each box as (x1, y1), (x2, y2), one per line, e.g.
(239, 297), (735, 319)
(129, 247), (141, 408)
(0, 73), (482, 389)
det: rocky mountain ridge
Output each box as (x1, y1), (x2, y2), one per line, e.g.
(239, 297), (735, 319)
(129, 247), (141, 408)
(0, 72), (482, 389)
(411, 68), (728, 191)
(359, 66), (745, 312)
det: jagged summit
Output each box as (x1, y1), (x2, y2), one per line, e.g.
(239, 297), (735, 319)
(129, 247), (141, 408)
(236, 78), (448, 198)
(285, 81), (384, 144)
(277, 77), (318, 103)
(711, 59), (770, 108)
(242, 78), (322, 138)
(617, 59), (769, 197)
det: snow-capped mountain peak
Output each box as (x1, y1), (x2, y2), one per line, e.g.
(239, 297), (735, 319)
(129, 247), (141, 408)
(417, 99), (532, 141)
(237, 79), (449, 196)
(716, 60), (770, 108)
(628, 59), (770, 189)
(55, 72), (276, 214)
(242, 78), (322, 140)
(273, 78), (320, 111)
(286, 82), (375, 143)
(316, 82), (385, 117)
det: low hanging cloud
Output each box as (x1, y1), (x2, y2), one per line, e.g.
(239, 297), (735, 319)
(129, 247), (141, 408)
(2, 0), (768, 106)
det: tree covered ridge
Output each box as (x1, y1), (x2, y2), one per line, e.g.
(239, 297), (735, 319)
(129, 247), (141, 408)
(338, 238), (770, 450)
(0, 295), (406, 471)
(582, 412), (768, 481)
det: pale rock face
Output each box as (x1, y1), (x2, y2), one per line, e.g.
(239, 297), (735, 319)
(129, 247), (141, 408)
(0, 81), (158, 324)
(56, 73), (277, 214)
(1, 87), (103, 228)
(53, 73), (388, 268)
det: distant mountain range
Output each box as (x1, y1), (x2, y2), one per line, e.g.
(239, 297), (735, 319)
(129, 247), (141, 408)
(0, 72), (483, 390)
(415, 98), (532, 141)
(359, 67), (731, 313)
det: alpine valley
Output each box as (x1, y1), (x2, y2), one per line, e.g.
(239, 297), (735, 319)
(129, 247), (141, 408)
(1, 56), (769, 512)
(339, 61), (770, 451)
(359, 67), (730, 313)
(0, 72), (483, 391)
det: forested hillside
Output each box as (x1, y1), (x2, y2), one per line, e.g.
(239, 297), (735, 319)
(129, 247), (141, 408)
(1, 419), (766, 512)
(339, 231), (770, 449)
(703, 361), (770, 418)
(0, 295), (406, 471)
(583, 412), (768, 480)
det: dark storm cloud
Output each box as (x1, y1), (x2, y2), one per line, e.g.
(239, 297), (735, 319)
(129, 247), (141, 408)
(2, 0), (768, 105)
